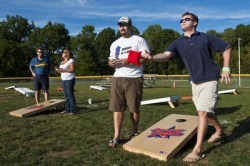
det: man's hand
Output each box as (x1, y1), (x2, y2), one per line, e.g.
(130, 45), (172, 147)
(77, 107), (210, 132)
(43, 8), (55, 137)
(221, 72), (231, 84)
(108, 59), (125, 67)
(141, 50), (152, 60)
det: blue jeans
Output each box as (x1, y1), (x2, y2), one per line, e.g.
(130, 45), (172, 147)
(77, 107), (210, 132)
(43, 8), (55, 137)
(62, 79), (76, 113)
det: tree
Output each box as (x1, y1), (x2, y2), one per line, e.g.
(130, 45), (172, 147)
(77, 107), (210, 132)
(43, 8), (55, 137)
(221, 28), (237, 49)
(28, 21), (70, 68)
(94, 27), (117, 75)
(206, 29), (221, 38)
(235, 24), (250, 47)
(0, 15), (35, 77)
(72, 25), (97, 75)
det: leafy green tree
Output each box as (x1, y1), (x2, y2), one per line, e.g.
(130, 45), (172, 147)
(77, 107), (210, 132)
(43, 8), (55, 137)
(28, 21), (70, 68)
(235, 24), (250, 47)
(94, 27), (117, 75)
(0, 15), (35, 77)
(221, 28), (237, 49)
(142, 25), (164, 74)
(206, 29), (221, 38)
(72, 25), (97, 75)
(142, 24), (163, 54)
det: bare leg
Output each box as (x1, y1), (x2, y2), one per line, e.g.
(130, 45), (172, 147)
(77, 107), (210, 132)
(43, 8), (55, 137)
(207, 113), (224, 142)
(35, 91), (40, 105)
(183, 110), (207, 162)
(113, 112), (124, 140)
(130, 112), (140, 133)
(44, 91), (49, 102)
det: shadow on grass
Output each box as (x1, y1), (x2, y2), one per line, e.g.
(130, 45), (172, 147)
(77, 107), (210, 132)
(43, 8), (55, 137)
(203, 116), (250, 154)
(216, 105), (242, 115)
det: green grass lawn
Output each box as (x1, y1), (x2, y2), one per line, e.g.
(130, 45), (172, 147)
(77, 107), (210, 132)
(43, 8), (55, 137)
(0, 82), (249, 166)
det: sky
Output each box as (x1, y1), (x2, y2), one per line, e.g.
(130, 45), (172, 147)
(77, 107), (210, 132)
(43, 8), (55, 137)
(1, 0), (250, 36)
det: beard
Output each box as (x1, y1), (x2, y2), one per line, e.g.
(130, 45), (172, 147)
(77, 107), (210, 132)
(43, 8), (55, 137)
(120, 30), (128, 36)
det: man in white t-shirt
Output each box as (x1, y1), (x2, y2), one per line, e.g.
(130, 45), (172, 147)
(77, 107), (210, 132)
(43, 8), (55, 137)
(108, 16), (150, 147)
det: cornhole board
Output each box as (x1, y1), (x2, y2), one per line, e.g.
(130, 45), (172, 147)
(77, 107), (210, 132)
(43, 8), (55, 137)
(5, 86), (35, 97)
(141, 96), (180, 108)
(90, 85), (108, 91)
(218, 89), (237, 95)
(9, 99), (65, 118)
(181, 96), (192, 100)
(123, 114), (198, 161)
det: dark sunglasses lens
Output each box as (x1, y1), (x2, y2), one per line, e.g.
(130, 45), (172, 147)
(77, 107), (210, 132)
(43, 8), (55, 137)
(180, 18), (192, 23)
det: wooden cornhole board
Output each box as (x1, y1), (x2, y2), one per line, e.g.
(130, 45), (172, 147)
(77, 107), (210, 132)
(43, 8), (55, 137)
(141, 96), (180, 108)
(5, 86), (35, 97)
(123, 114), (198, 161)
(90, 85), (108, 91)
(181, 96), (192, 100)
(218, 89), (237, 95)
(9, 99), (65, 118)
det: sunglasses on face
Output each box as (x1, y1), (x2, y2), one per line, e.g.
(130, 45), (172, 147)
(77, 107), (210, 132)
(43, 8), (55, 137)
(180, 18), (193, 23)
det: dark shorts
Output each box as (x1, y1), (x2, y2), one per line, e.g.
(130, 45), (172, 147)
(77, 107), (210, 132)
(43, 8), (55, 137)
(109, 77), (143, 113)
(34, 76), (49, 92)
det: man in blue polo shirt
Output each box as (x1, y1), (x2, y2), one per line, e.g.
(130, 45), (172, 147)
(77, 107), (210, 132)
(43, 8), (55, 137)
(148, 12), (231, 162)
(29, 48), (52, 105)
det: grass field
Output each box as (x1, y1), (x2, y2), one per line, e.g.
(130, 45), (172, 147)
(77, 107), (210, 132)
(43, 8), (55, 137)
(0, 80), (249, 166)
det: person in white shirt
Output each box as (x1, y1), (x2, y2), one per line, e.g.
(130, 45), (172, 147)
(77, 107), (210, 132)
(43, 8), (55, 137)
(108, 16), (150, 147)
(55, 48), (76, 115)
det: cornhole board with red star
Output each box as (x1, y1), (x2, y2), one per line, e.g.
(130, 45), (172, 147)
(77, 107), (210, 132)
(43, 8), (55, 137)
(123, 114), (198, 161)
(9, 99), (65, 118)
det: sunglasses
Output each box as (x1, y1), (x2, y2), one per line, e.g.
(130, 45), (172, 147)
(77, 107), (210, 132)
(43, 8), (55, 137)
(180, 18), (193, 23)
(37, 51), (43, 53)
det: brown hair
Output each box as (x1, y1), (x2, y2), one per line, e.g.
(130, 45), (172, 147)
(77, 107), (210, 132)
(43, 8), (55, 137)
(182, 12), (199, 28)
(36, 48), (43, 53)
(63, 48), (73, 59)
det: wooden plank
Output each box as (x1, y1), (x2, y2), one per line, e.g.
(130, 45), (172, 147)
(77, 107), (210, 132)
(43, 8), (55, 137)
(181, 96), (192, 100)
(9, 99), (65, 118)
(141, 96), (180, 108)
(123, 114), (198, 161)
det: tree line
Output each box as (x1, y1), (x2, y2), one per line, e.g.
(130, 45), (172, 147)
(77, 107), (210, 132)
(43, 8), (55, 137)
(0, 15), (249, 77)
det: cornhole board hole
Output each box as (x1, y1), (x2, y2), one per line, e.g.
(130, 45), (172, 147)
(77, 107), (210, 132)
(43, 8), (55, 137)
(123, 114), (198, 161)
(5, 86), (35, 97)
(218, 89), (237, 95)
(9, 99), (65, 118)
(90, 85), (108, 91)
(141, 96), (180, 108)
